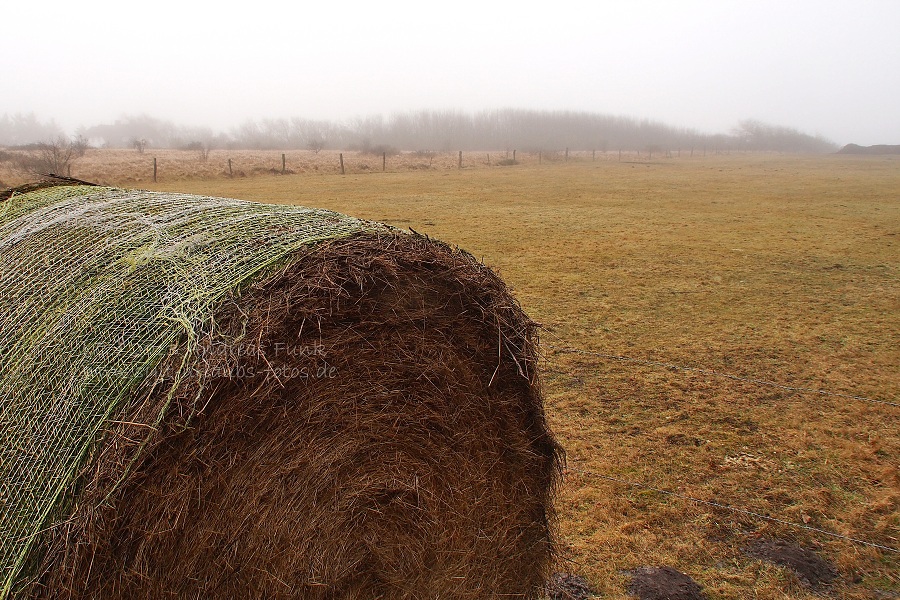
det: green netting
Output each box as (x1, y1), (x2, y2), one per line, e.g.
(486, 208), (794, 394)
(0, 186), (387, 597)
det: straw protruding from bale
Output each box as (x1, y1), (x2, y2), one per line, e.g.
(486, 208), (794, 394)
(0, 186), (562, 599)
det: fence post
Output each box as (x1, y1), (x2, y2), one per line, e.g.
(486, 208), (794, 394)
(339, 153), (345, 175)
(282, 153), (286, 174)
(153, 157), (157, 183)
(565, 148), (569, 162)
(513, 150), (516, 161)
(382, 152), (386, 172)
(228, 158), (233, 177)
(539, 151), (541, 164)
(458, 151), (462, 170)
(592, 149), (596, 161)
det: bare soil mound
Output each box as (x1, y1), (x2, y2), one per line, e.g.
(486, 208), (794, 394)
(546, 572), (595, 599)
(744, 538), (838, 588)
(625, 566), (707, 600)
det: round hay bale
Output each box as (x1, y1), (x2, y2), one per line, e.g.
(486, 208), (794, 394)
(0, 186), (562, 599)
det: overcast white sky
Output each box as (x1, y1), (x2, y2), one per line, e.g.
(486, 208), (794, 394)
(3, 0), (899, 145)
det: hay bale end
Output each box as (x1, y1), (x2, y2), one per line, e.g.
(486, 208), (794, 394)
(0, 185), (562, 599)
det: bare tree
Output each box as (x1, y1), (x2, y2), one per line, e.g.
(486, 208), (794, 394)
(306, 135), (326, 154)
(181, 140), (212, 161)
(0, 113), (64, 146)
(18, 135), (88, 175)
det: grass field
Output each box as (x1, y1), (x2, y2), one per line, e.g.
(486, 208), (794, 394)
(32, 153), (900, 597)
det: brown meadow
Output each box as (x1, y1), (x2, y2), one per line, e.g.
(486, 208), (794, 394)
(7, 151), (898, 598)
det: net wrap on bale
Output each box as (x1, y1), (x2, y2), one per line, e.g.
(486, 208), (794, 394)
(0, 185), (561, 599)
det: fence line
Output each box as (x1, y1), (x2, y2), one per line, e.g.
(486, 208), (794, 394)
(544, 340), (898, 409)
(570, 467), (899, 554)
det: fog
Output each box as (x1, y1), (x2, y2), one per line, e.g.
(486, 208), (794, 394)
(2, 0), (899, 146)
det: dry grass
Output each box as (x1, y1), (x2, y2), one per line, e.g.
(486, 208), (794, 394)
(24, 152), (900, 598)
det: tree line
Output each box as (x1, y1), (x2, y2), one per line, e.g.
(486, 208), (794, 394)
(0, 110), (838, 155)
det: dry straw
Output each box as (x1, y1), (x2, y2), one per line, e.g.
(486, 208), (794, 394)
(0, 183), (562, 599)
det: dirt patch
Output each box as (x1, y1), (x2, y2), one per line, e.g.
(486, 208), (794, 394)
(625, 566), (707, 600)
(664, 433), (705, 446)
(546, 573), (595, 599)
(744, 538), (838, 588)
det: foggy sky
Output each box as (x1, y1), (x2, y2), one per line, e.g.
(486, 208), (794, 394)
(3, 0), (899, 146)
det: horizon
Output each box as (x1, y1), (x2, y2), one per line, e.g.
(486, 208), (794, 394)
(0, 108), (844, 149)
